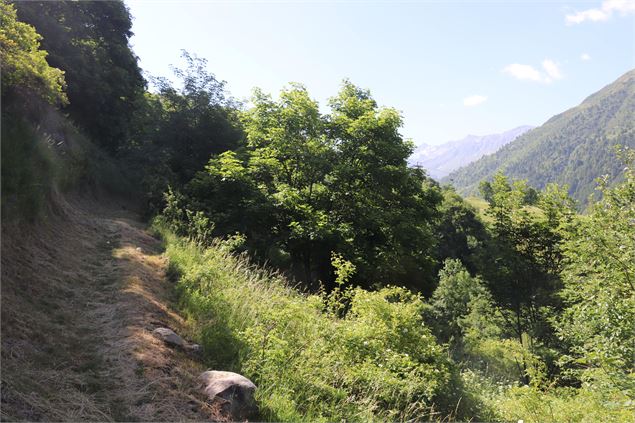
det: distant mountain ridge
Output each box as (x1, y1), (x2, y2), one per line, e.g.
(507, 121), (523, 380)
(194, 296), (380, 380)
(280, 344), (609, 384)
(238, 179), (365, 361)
(409, 126), (534, 179)
(443, 69), (635, 207)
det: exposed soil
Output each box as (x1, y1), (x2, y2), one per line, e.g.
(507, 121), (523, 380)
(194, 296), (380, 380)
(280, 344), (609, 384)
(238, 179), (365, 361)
(1, 194), (221, 421)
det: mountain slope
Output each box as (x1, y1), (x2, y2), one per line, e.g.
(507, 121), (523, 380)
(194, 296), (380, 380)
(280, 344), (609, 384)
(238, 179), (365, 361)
(409, 126), (533, 179)
(443, 69), (635, 206)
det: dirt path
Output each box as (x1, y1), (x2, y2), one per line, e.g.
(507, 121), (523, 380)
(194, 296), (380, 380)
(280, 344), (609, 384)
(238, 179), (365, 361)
(1, 196), (219, 421)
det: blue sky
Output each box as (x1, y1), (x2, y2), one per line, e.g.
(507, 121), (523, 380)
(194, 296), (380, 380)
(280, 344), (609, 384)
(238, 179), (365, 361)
(126, 0), (635, 146)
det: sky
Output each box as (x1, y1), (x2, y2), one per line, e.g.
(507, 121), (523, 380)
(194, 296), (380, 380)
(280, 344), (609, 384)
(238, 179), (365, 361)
(126, 0), (635, 146)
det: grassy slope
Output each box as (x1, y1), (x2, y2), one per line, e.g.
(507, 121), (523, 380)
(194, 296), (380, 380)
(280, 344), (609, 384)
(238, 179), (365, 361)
(0, 108), (225, 421)
(444, 69), (635, 206)
(0, 195), (223, 421)
(155, 223), (487, 422)
(156, 224), (634, 423)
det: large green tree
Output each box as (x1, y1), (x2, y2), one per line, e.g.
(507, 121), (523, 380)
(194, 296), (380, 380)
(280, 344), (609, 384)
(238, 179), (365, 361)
(171, 81), (442, 291)
(327, 81), (441, 290)
(13, 0), (145, 151)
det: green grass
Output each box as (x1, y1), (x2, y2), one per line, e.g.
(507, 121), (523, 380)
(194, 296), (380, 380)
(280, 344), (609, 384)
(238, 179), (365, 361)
(154, 221), (483, 422)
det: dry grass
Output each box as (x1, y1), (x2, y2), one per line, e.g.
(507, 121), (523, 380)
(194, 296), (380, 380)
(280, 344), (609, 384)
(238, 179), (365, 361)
(1, 193), (223, 421)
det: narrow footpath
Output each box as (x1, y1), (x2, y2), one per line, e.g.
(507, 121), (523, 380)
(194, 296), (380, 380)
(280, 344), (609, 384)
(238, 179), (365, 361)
(1, 195), (221, 421)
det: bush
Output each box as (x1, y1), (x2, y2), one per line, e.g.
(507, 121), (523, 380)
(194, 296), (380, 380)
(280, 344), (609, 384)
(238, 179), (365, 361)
(155, 223), (469, 421)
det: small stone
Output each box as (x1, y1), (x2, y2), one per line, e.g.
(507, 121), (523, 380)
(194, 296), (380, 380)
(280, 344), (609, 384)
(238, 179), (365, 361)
(199, 371), (258, 420)
(136, 247), (142, 252)
(186, 344), (202, 354)
(153, 327), (186, 347)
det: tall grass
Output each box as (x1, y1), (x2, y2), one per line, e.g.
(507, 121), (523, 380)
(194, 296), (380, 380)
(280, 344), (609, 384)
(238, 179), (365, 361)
(154, 221), (478, 422)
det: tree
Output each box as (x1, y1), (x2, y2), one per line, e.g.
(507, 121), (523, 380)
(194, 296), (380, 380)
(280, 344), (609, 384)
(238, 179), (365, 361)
(434, 187), (489, 274)
(243, 84), (335, 283)
(478, 173), (575, 380)
(13, 0), (145, 151)
(430, 259), (492, 351)
(148, 52), (243, 182)
(0, 0), (66, 106)
(169, 80), (442, 292)
(327, 80), (442, 291)
(557, 147), (635, 396)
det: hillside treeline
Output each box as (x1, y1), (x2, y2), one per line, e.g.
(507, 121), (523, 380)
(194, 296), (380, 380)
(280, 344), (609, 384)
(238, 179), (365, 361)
(1, 1), (633, 421)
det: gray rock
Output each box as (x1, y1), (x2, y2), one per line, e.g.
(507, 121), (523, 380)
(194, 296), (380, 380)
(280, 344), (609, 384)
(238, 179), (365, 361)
(199, 370), (258, 420)
(153, 327), (186, 347)
(186, 343), (202, 353)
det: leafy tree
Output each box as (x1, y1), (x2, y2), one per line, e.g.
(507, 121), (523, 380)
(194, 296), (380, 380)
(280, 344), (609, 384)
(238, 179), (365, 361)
(430, 259), (492, 350)
(13, 0), (145, 151)
(167, 81), (442, 291)
(434, 187), (488, 274)
(0, 0), (66, 106)
(477, 173), (576, 382)
(148, 52), (243, 182)
(243, 84), (335, 283)
(124, 52), (244, 213)
(557, 147), (635, 397)
(327, 81), (441, 290)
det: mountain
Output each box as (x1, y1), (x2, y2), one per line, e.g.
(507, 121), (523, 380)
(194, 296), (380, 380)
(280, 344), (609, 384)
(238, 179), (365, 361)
(409, 126), (534, 179)
(443, 69), (635, 206)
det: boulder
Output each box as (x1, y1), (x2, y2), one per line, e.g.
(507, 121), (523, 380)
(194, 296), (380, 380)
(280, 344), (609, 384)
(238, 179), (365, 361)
(199, 370), (258, 420)
(152, 327), (186, 348)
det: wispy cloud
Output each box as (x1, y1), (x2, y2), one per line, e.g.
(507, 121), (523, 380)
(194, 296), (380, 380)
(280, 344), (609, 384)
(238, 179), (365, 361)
(542, 59), (563, 81)
(463, 95), (488, 107)
(566, 0), (635, 25)
(502, 59), (563, 84)
(581, 53), (592, 61)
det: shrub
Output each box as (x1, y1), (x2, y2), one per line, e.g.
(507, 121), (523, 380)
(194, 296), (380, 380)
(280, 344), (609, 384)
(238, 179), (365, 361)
(155, 224), (465, 421)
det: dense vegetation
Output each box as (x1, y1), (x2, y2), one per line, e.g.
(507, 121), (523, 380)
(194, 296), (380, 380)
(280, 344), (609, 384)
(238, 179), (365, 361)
(1, 0), (633, 421)
(444, 70), (635, 208)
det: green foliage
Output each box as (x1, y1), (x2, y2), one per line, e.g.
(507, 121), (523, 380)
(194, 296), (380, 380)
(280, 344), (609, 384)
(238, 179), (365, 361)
(0, 0), (66, 105)
(478, 174), (574, 348)
(1, 106), (135, 220)
(13, 0), (145, 151)
(172, 81), (442, 291)
(491, 385), (633, 423)
(557, 147), (635, 398)
(433, 188), (488, 274)
(125, 52), (244, 213)
(155, 223), (471, 422)
(1, 117), (55, 219)
(429, 259), (490, 348)
(446, 69), (635, 207)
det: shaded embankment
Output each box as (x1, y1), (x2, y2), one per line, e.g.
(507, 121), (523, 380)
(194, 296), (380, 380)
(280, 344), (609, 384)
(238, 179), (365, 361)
(1, 195), (220, 421)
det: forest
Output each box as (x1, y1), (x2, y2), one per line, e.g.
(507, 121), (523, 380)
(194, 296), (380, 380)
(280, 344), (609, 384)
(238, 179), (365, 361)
(1, 1), (634, 421)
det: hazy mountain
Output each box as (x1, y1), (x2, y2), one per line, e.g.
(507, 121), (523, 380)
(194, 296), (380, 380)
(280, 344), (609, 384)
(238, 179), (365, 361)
(443, 69), (635, 207)
(409, 126), (534, 179)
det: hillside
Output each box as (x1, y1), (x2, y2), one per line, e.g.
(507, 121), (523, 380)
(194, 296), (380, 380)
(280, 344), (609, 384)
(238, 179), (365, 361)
(1, 195), (223, 421)
(2, 2), (634, 422)
(443, 69), (635, 205)
(409, 126), (533, 179)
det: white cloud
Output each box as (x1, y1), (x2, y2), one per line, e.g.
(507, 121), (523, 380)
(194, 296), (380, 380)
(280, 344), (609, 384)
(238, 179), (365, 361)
(542, 59), (563, 82)
(463, 95), (488, 107)
(503, 59), (564, 84)
(581, 53), (592, 61)
(503, 64), (543, 82)
(566, 0), (635, 25)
